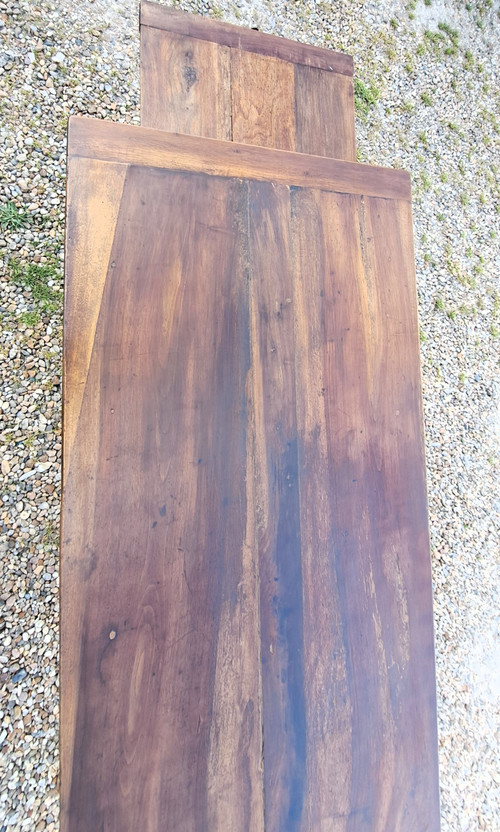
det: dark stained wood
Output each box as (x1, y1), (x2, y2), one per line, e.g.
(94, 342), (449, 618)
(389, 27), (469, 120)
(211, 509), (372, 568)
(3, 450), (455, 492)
(141, 26), (231, 136)
(140, 0), (353, 75)
(68, 116), (410, 201)
(231, 51), (296, 151)
(140, 2), (356, 161)
(291, 189), (440, 829)
(248, 181), (306, 827)
(62, 119), (440, 831)
(294, 64), (356, 159)
(62, 163), (264, 831)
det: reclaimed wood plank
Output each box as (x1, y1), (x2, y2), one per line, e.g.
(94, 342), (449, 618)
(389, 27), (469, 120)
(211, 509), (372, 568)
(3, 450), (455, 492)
(291, 188), (440, 829)
(140, 0), (353, 75)
(141, 26), (231, 136)
(62, 118), (440, 831)
(63, 159), (126, 487)
(294, 64), (356, 159)
(231, 51), (296, 151)
(248, 181), (305, 827)
(62, 162), (264, 831)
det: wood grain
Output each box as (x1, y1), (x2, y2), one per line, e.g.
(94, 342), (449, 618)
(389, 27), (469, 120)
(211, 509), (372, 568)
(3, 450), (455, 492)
(141, 26), (231, 136)
(140, 0), (353, 75)
(231, 51), (296, 151)
(63, 158), (126, 486)
(68, 117), (410, 201)
(248, 181), (306, 828)
(294, 64), (356, 159)
(140, 2), (355, 160)
(62, 122), (440, 830)
(62, 165), (264, 831)
(291, 189), (439, 830)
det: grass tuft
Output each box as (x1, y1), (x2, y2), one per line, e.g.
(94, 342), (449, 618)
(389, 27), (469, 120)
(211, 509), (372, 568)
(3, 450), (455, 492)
(19, 310), (41, 328)
(354, 79), (380, 118)
(0, 202), (32, 231)
(9, 259), (61, 314)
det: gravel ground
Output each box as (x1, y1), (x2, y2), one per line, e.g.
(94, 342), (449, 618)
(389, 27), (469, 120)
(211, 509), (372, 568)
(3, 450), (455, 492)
(0, 0), (498, 829)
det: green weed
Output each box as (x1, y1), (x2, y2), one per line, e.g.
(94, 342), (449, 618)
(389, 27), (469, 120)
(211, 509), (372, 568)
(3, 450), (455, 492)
(0, 202), (31, 231)
(354, 79), (380, 118)
(42, 523), (59, 549)
(19, 311), (40, 328)
(464, 49), (474, 70)
(421, 171), (432, 191)
(9, 259), (61, 314)
(210, 4), (224, 19)
(438, 22), (459, 55)
(424, 29), (445, 47)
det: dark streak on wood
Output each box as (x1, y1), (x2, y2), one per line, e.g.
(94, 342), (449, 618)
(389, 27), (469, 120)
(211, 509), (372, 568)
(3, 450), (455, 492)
(248, 182), (306, 828)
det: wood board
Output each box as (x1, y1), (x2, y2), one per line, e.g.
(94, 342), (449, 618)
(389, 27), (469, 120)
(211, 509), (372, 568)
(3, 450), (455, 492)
(140, 1), (356, 160)
(61, 116), (440, 831)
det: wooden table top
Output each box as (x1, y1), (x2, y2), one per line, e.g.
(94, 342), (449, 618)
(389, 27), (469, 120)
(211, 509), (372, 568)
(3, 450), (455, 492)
(61, 116), (440, 831)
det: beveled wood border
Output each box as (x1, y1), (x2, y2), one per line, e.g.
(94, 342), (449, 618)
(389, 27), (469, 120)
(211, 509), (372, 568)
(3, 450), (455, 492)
(68, 117), (411, 202)
(140, 1), (353, 76)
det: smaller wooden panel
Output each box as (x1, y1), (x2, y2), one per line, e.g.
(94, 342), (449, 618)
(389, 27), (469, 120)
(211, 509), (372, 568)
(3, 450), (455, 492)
(68, 117), (411, 202)
(231, 51), (296, 151)
(140, 2), (356, 159)
(141, 26), (231, 137)
(295, 64), (356, 161)
(141, 0), (353, 76)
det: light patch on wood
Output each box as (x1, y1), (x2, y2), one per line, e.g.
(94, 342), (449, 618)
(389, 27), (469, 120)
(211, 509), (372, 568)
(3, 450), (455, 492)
(206, 394), (264, 828)
(63, 158), (127, 486)
(231, 51), (296, 150)
(362, 534), (396, 832)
